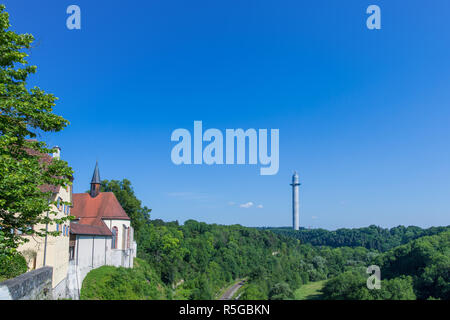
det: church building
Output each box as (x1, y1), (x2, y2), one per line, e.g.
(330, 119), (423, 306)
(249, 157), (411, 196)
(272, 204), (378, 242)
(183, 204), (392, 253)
(66, 162), (136, 299)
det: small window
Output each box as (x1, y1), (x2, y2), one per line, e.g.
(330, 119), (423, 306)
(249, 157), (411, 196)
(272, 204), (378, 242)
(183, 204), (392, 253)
(57, 197), (62, 211)
(112, 227), (118, 249)
(56, 224), (59, 232)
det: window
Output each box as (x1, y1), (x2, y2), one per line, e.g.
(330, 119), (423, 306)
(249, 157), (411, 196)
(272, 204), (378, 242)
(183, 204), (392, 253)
(57, 197), (62, 211)
(63, 225), (66, 236)
(122, 225), (127, 249)
(127, 227), (130, 249)
(56, 223), (59, 232)
(112, 226), (118, 249)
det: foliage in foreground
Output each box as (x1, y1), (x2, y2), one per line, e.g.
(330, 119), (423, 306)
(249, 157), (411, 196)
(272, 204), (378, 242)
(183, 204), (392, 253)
(0, 251), (27, 282)
(0, 4), (73, 260)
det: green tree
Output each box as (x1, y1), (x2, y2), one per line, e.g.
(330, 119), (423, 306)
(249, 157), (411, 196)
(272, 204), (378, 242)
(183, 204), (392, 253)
(268, 282), (294, 300)
(322, 270), (416, 300)
(241, 284), (266, 300)
(0, 5), (73, 263)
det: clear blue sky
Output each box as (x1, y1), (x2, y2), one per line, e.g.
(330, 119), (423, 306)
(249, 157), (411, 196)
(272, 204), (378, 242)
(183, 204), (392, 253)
(4, 0), (450, 229)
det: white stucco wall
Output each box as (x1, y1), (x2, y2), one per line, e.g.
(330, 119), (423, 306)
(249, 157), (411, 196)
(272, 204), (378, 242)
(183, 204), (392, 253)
(75, 235), (111, 270)
(66, 222), (136, 299)
(103, 219), (131, 251)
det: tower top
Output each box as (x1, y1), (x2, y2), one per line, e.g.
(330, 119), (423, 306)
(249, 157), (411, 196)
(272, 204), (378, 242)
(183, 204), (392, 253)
(91, 161), (101, 184)
(90, 161), (101, 197)
(291, 171), (300, 186)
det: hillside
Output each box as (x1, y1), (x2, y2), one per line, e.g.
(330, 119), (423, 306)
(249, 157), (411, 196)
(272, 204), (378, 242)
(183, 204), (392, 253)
(81, 219), (375, 300)
(321, 230), (450, 300)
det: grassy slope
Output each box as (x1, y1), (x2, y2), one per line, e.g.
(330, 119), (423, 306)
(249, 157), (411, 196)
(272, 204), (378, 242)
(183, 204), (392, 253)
(294, 280), (326, 300)
(80, 258), (167, 300)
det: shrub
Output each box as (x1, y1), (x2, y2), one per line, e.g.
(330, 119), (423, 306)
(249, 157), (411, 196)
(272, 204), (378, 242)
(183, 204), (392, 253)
(0, 252), (27, 282)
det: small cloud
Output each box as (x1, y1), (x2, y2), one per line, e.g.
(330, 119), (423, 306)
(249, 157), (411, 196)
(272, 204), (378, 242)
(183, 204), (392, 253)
(239, 202), (254, 209)
(257, 204), (263, 209)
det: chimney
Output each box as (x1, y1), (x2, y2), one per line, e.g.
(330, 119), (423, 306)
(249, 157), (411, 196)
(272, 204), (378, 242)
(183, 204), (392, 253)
(52, 146), (61, 159)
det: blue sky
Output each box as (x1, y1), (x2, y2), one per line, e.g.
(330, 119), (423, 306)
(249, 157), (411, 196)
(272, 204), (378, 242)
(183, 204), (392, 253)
(4, 0), (450, 229)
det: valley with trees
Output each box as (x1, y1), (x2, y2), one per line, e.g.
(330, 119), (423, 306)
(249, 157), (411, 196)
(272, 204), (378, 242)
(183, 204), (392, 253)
(79, 179), (450, 300)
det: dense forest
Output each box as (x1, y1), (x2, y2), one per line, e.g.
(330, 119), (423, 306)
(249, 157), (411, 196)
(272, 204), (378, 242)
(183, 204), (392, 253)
(80, 179), (449, 300)
(321, 231), (450, 300)
(264, 225), (449, 252)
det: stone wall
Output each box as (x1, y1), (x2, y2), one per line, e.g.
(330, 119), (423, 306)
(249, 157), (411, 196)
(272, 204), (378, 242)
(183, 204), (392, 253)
(0, 267), (53, 300)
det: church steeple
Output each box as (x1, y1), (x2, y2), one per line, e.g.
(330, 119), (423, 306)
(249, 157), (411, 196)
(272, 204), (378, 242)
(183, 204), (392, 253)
(90, 161), (101, 197)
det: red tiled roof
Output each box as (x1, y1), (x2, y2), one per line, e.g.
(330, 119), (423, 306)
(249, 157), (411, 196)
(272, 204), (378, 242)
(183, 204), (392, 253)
(70, 220), (112, 236)
(70, 192), (130, 236)
(72, 192), (130, 220)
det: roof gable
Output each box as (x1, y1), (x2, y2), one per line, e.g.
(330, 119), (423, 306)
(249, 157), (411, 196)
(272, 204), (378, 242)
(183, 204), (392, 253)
(70, 192), (130, 236)
(72, 192), (130, 220)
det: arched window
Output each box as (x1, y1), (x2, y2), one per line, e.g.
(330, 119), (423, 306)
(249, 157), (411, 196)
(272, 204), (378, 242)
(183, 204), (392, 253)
(127, 227), (130, 249)
(112, 226), (118, 249)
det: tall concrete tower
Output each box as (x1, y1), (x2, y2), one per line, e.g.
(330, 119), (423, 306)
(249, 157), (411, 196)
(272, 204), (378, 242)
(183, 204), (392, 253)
(291, 172), (300, 230)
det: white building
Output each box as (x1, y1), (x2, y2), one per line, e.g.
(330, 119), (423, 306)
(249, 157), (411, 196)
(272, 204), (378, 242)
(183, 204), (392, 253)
(67, 162), (136, 299)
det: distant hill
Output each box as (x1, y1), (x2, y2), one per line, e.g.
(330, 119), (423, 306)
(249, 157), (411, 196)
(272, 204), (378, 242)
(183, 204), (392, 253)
(261, 225), (450, 252)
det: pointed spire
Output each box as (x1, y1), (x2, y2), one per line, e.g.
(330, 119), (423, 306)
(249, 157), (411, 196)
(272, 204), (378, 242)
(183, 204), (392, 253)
(91, 161), (100, 184)
(90, 161), (101, 197)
